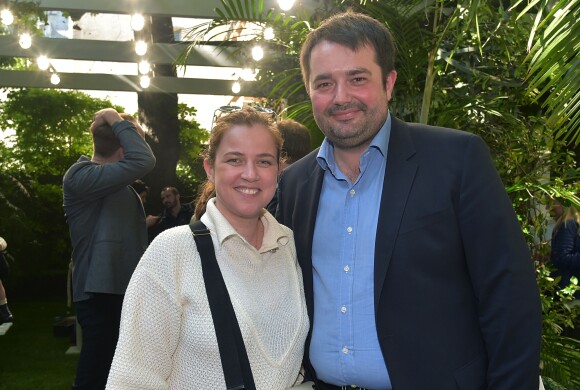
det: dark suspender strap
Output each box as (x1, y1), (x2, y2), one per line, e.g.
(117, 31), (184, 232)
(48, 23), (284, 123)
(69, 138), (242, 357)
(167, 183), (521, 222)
(190, 220), (256, 390)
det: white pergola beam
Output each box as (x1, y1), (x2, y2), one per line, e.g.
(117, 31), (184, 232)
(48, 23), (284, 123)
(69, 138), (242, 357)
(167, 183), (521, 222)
(35, 0), (312, 19)
(0, 69), (261, 95)
(0, 35), (237, 67)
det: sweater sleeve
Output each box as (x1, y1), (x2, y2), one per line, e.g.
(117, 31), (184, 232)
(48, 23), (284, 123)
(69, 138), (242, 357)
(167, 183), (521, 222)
(551, 221), (580, 273)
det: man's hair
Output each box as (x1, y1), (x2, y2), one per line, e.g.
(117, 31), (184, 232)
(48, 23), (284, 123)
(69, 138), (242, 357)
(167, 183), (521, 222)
(300, 10), (396, 91)
(161, 187), (179, 196)
(131, 179), (149, 195)
(278, 119), (311, 165)
(121, 113), (138, 124)
(92, 124), (121, 158)
(91, 113), (137, 158)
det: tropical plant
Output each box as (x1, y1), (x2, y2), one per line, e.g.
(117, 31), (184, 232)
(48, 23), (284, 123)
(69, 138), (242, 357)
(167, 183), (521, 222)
(513, 0), (580, 145)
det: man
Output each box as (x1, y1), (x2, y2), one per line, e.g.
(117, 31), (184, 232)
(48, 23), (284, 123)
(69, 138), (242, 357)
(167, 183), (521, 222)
(147, 186), (194, 241)
(63, 108), (155, 389)
(276, 11), (541, 390)
(267, 119), (311, 214)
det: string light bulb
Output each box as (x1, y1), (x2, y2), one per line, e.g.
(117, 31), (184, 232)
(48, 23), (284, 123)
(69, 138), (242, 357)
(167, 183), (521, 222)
(278, 0), (296, 11)
(251, 45), (264, 61)
(138, 60), (150, 75)
(50, 73), (60, 85)
(19, 33), (32, 49)
(37, 56), (50, 70)
(135, 40), (148, 56)
(1, 9), (14, 25)
(139, 75), (150, 89)
(231, 80), (241, 94)
(130, 14), (145, 31)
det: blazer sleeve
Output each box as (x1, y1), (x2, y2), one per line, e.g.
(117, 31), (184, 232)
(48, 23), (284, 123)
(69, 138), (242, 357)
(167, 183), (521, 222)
(457, 135), (541, 389)
(63, 120), (156, 201)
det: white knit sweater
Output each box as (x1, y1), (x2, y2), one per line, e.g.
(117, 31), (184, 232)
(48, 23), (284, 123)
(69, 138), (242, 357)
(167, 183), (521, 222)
(106, 199), (309, 389)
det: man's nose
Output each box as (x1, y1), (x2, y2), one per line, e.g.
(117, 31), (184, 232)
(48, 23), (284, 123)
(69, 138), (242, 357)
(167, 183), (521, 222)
(333, 82), (352, 105)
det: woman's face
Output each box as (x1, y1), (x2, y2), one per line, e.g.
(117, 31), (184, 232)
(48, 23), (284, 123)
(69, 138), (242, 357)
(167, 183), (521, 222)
(549, 199), (564, 220)
(204, 123), (279, 225)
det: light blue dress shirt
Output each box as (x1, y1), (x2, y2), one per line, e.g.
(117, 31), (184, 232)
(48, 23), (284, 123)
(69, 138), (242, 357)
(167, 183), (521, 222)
(310, 114), (392, 390)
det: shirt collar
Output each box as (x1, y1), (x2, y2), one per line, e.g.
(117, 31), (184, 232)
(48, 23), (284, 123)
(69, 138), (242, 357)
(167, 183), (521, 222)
(316, 111), (391, 172)
(201, 198), (289, 252)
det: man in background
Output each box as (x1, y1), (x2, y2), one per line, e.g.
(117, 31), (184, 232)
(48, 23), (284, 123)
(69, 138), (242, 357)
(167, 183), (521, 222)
(63, 108), (155, 390)
(147, 186), (194, 241)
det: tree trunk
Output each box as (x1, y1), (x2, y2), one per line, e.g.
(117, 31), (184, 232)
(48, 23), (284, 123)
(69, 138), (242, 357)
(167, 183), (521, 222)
(137, 16), (180, 215)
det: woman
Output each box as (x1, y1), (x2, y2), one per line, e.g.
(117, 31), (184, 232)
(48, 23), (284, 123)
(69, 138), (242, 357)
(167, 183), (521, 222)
(551, 198), (580, 298)
(106, 107), (309, 389)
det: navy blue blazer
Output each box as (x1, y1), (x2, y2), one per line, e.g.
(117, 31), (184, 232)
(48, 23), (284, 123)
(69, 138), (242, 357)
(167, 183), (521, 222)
(276, 117), (541, 389)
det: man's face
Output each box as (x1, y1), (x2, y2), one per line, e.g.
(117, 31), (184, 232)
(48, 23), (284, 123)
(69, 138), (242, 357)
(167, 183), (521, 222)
(307, 41), (397, 151)
(161, 190), (179, 209)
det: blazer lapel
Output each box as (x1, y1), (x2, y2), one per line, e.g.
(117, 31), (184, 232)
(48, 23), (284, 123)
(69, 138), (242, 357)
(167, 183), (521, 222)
(298, 157), (324, 321)
(374, 118), (417, 311)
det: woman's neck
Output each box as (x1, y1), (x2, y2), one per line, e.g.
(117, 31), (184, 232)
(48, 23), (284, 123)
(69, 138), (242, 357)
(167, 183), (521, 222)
(214, 201), (264, 249)
(235, 217), (263, 250)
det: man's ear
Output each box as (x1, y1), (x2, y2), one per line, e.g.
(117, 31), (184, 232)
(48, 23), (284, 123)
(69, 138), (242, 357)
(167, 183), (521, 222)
(203, 159), (215, 183)
(385, 70), (397, 102)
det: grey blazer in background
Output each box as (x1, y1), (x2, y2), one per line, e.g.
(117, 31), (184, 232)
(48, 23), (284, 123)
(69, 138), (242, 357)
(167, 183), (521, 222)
(63, 120), (156, 302)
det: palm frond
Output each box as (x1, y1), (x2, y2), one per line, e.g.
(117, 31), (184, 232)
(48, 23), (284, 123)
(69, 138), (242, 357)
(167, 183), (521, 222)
(518, 0), (580, 144)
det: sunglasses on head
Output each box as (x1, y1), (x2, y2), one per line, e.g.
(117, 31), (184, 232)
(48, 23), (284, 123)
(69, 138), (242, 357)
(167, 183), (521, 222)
(211, 105), (277, 129)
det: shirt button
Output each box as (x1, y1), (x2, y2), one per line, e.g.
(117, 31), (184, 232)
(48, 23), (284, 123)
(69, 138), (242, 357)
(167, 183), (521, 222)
(344, 265), (350, 272)
(341, 306), (347, 313)
(342, 347), (349, 354)
(346, 226), (353, 233)
(349, 189), (356, 197)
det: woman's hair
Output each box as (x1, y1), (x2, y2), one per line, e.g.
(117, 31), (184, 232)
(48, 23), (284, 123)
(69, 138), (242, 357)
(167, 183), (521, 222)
(193, 106), (283, 220)
(554, 198), (580, 236)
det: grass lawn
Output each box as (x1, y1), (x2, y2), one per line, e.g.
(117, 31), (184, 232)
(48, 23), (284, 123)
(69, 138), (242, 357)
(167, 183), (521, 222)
(0, 296), (79, 389)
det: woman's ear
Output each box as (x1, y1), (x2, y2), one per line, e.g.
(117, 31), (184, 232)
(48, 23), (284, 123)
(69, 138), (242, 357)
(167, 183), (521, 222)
(203, 159), (215, 183)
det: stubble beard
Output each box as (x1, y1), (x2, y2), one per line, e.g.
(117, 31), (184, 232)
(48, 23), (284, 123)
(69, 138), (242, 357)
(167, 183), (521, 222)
(316, 102), (388, 151)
